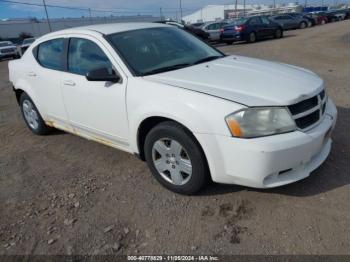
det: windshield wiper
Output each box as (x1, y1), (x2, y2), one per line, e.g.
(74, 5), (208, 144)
(143, 63), (191, 76)
(192, 55), (223, 65)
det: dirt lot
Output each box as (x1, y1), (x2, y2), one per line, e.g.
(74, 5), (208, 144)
(0, 20), (350, 256)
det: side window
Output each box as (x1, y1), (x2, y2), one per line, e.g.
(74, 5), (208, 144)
(249, 17), (261, 25)
(37, 38), (64, 71)
(68, 38), (113, 76)
(261, 17), (271, 24)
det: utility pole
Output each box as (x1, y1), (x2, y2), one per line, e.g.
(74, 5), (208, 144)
(243, 0), (246, 17)
(235, 0), (238, 18)
(43, 0), (52, 32)
(273, 0), (276, 9)
(89, 8), (92, 24)
(179, 0), (183, 23)
(160, 7), (163, 20)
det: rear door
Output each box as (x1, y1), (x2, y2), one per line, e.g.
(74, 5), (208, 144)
(205, 23), (221, 41)
(260, 16), (276, 37)
(248, 17), (264, 38)
(30, 37), (69, 128)
(60, 35), (129, 148)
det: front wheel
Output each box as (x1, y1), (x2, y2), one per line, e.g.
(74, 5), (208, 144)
(144, 121), (209, 195)
(274, 28), (283, 39)
(299, 22), (307, 29)
(20, 92), (52, 135)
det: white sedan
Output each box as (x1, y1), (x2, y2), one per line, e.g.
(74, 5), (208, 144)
(8, 23), (337, 195)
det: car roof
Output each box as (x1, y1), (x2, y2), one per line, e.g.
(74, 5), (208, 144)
(49, 22), (170, 36)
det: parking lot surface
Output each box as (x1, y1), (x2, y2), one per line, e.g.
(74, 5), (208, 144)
(0, 20), (350, 255)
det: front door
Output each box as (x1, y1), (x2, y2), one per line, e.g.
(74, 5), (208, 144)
(61, 36), (129, 148)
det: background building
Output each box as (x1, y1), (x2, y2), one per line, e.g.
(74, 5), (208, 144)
(182, 3), (303, 23)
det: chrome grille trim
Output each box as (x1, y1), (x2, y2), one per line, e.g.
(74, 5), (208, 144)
(288, 90), (327, 131)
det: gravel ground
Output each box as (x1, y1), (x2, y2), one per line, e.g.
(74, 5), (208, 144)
(0, 20), (349, 255)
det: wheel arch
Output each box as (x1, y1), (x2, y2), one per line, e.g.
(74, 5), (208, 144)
(136, 115), (212, 182)
(137, 116), (204, 161)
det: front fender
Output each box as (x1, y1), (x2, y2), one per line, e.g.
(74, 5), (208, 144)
(127, 78), (245, 153)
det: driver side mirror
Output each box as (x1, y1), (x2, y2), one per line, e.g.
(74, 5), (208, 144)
(86, 67), (120, 83)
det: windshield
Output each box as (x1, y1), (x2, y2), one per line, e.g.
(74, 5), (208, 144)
(228, 18), (249, 26)
(23, 38), (35, 44)
(107, 27), (224, 76)
(0, 42), (12, 47)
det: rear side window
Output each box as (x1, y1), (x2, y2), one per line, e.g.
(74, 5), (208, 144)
(37, 38), (64, 71)
(249, 17), (261, 25)
(68, 38), (113, 76)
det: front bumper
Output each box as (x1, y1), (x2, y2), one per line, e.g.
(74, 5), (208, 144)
(195, 98), (337, 188)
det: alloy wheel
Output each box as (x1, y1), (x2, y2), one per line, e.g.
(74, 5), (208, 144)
(22, 99), (39, 130)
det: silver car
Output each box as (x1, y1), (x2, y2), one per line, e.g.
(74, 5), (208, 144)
(201, 21), (228, 41)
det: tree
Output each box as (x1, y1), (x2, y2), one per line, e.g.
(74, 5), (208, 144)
(19, 32), (33, 40)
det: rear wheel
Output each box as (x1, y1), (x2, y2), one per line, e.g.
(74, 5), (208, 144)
(20, 92), (52, 135)
(321, 19), (326, 25)
(247, 32), (256, 43)
(299, 21), (307, 29)
(144, 121), (209, 195)
(225, 40), (234, 45)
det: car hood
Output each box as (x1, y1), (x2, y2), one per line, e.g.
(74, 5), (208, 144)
(144, 55), (324, 106)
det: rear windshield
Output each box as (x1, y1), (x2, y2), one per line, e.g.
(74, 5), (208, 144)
(227, 18), (249, 26)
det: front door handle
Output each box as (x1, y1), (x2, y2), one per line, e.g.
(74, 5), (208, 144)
(63, 80), (76, 86)
(28, 72), (36, 77)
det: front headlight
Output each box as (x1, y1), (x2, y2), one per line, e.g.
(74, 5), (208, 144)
(225, 107), (297, 138)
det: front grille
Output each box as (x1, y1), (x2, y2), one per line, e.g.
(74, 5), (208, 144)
(1, 48), (15, 53)
(295, 110), (320, 129)
(288, 90), (327, 130)
(288, 96), (318, 115)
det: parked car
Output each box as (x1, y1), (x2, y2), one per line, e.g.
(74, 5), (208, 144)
(220, 16), (283, 44)
(155, 21), (209, 41)
(9, 23), (337, 195)
(21, 38), (36, 55)
(328, 10), (347, 21)
(0, 41), (20, 60)
(345, 9), (350, 19)
(269, 14), (309, 29)
(200, 21), (228, 41)
(306, 13), (328, 25)
(287, 13), (316, 27)
(191, 22), (205, 27)
(316, 11), (339, 23)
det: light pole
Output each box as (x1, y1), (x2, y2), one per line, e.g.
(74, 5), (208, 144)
(43, 0), (52, 32)
(89, 8), (92, 24)
(179, 0), (183, 23)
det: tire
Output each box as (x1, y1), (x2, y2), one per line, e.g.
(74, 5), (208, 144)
(321, 20), (326, 25)
(299, 22), (307, 29)
(20, 92), (52, 135)
(274, 28), (283, 39)
(225, 41), (234, 45)
(247, 32), (256, 43)
(144, 121), (209, 195)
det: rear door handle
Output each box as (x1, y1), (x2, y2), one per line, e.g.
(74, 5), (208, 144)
(28, 72), (36, 77)
(63, 80), (76, 86)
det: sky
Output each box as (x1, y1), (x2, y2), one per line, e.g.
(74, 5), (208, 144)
(0, 0), (342, 19)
